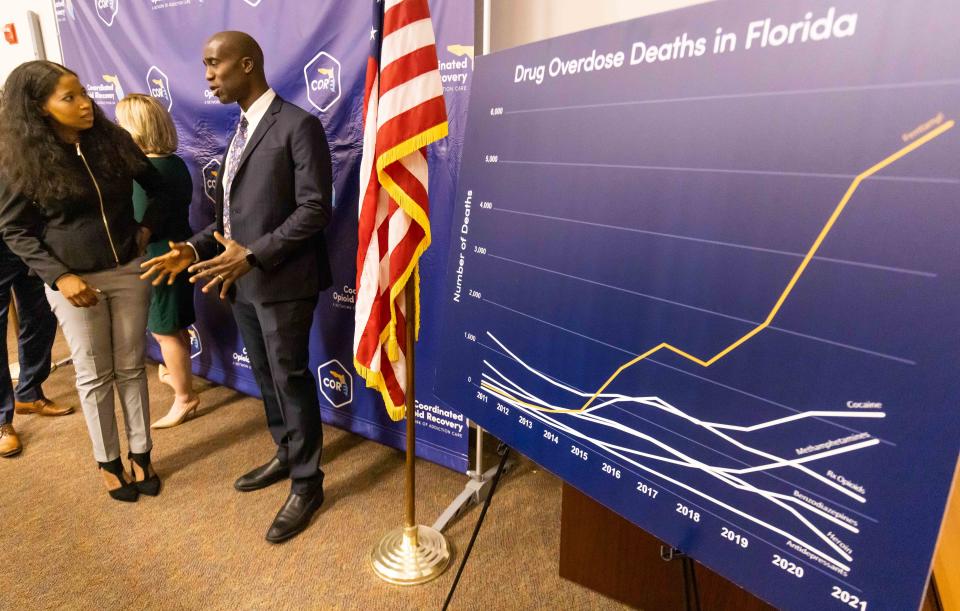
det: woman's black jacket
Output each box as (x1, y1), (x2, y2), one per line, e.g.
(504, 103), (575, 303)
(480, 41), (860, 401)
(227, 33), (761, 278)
(0, 140), (172, 289)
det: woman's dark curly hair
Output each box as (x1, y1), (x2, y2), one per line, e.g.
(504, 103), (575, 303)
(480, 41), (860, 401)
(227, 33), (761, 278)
(0, 60), (146, 202)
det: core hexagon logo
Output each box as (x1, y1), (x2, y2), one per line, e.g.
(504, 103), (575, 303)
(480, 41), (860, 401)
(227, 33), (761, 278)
(102, 73), (124, 99)
(318, 359), (352, 408)
(187, 325), (202, 359)
(303, 51), (341, 113)
(446, 44), (475, 69)
(202, 159), (221, 204)
(146, 66), (173, 112)
(95, 0), (118, 27)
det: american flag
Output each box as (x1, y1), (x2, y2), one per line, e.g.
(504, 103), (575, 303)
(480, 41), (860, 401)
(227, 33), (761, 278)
(354, 0), (448, 421)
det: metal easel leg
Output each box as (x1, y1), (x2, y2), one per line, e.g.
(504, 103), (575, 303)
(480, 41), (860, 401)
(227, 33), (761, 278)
(431, 423), (514, 532)
(49, 356), (72, 373)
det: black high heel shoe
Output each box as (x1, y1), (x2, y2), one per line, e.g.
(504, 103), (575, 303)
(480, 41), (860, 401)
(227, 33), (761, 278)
(128, 450), (162, 496)
(97, 458), (139, 502)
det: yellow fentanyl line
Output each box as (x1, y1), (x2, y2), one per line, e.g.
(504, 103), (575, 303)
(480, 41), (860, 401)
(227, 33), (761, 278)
(934, 468), (960, 610)
(511, 120), (956, 414)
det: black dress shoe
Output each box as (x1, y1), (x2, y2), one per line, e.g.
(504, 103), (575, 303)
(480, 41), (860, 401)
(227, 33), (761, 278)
(265, 488), (325, 543)
(234, 457), (289, 492)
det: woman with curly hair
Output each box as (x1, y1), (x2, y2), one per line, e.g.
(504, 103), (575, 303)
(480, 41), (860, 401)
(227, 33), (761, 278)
(0, 61), (168, 502)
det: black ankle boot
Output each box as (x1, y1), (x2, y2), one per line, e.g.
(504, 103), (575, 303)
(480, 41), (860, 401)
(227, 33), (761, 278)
(128, 450), (162, 496)
(97, 458), (139, 502)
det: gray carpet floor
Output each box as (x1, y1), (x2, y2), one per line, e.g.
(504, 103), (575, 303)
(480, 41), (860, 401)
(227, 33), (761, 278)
(0, 332), (628, 610)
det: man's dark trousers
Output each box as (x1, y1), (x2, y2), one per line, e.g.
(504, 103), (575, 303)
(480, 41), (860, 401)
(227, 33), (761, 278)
(0, 244), (56, 425)
(232, 296), (323, 494)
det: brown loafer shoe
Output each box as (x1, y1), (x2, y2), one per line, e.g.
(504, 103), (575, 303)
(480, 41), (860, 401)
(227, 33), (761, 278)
(0, 423), (22, 457)
(14, 398), (74, 417)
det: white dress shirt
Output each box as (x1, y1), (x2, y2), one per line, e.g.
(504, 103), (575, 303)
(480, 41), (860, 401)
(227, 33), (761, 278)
(221, 88), (277, 190)
(186, 88), (278, 262)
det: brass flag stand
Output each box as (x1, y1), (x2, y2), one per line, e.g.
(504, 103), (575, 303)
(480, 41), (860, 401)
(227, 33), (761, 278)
(370, 282), (451, 585)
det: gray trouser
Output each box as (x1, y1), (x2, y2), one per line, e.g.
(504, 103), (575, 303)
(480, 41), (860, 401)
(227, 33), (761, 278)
(45, 258), (152, 462)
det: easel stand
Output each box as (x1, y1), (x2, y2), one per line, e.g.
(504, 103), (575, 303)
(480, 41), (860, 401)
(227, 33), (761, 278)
(370, 283), (451, 585)
(432, 424), (515, 532)
(660, 547), (702, 611)
(442, 443), (512, 610)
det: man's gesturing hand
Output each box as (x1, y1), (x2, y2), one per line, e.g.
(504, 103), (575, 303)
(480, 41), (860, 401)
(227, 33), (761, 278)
(140, 241), (196, 286)
(187, 231), (253, 299)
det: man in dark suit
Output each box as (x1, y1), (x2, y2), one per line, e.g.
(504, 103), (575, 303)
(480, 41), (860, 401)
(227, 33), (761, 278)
(141, 31), (332, 543)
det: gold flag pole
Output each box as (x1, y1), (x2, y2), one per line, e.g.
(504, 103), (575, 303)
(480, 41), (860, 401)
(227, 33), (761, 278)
(370, 281), (451, 585)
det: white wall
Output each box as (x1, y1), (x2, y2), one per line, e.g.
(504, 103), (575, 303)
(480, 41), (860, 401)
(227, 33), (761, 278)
(0, 0), (62, 85)
(489, 0), (714, 52)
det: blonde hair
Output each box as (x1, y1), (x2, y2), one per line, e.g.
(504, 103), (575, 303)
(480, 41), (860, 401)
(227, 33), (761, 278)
(115, 93), (178, 155)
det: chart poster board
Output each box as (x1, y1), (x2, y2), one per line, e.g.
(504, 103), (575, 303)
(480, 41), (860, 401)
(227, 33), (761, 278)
(433, 1), (960, 608)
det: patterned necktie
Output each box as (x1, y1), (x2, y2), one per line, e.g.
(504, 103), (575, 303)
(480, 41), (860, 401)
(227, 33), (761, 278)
(223, 116), (248, 239)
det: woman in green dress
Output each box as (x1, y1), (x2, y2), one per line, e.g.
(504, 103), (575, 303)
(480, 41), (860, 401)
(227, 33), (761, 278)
(116, 94), (199, 428)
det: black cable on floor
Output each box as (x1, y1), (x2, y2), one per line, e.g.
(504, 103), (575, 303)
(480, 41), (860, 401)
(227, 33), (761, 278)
(682, 555), (702, 611)
(689, 557), (701, 611)
(441, 446), (512, 611)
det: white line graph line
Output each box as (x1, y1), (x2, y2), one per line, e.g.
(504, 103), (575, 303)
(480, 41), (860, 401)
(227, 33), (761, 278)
(477, 331), (890, 566)
(481, 297), (896, 448)
(554, 421), (869, 536)
(544, 403), (864, 537)
(480, 364), (886, 435)
(480, 345), (874, 508)
(479, 373), (865, 536)
(478, 342), (881, 527)
(482, 378), (854, 572)
(492, 387), (867, 590)
(470, 376), (866, 590)
(510, 385), (864, 539)
(560, 402), (870, 530)
(479, 340), (889, 502)
(485, 332), (876, 503)
(705, 411), (885, 432)
(575, 406), (881, 475)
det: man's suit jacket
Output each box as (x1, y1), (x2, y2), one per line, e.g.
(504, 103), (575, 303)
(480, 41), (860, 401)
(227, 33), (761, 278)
(191, 95), (333, 304)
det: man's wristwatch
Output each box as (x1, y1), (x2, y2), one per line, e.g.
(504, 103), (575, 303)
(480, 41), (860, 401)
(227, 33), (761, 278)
(244, 249), (258, 268)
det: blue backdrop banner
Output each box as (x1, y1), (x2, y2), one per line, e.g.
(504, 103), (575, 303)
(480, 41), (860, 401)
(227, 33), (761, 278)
(434, 0), (960, 608)
(55, 0), (472, 471)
